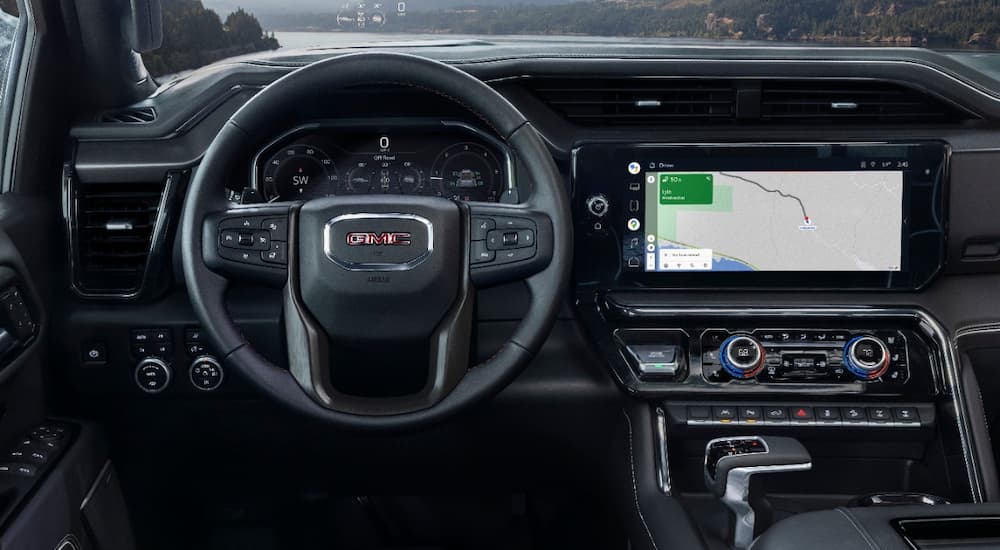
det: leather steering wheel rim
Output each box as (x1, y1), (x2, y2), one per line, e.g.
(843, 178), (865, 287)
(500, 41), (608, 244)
(179, 52), (572, 431)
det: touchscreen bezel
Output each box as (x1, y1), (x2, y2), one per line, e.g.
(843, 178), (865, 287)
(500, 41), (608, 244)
(572, 142), (948, 290)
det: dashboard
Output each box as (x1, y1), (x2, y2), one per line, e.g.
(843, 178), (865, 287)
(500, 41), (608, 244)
(246, 121), (510, 203)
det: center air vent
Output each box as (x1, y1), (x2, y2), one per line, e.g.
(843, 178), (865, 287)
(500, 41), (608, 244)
(72, 181), (165, 296)
(528, 78), (736, 125)
(99, 106), (157, 124)
(759, 80), (972, 122)
(528, 77), (976, 126)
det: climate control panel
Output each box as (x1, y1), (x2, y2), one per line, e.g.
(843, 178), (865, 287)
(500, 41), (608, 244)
(702, 329), (908, 385)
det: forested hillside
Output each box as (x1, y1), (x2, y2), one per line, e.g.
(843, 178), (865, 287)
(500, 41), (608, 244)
(265, 0), (1000, 49)
(143, 0), (278, 77)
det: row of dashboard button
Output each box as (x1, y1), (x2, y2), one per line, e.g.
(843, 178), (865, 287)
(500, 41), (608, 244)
(686, 404), (923, 427)
(217, 216), (288, 267)
(470, 216), (537, 266)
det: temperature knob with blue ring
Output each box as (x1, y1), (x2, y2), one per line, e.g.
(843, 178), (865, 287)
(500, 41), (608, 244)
(843, 336), (890, 380)
(719, 335), (766, 379)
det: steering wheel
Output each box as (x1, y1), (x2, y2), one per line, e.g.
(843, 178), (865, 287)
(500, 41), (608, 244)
(180, 52), (571, 431)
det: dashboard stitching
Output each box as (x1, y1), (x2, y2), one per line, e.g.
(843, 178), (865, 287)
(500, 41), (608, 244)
(622, 409), (659, 550)
(834, 507), (879, 550)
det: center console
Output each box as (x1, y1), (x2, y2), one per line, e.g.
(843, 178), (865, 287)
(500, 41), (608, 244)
(571, 141), (986, 546)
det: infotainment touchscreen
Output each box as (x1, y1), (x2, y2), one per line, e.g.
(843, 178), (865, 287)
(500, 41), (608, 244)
(572, 142), (947, 289)
(642, 169), (904, 272)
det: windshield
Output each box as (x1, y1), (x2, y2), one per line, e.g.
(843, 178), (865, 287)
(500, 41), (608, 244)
(146, 0), (1000, 78)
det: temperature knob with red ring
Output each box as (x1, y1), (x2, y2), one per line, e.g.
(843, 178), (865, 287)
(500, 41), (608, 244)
(719, 335), (766, 379)
(844, 336), (890, 380)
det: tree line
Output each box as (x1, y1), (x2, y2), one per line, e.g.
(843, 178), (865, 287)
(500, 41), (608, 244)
(143, 0), (279, 77)
(267, 0), (1000, 49)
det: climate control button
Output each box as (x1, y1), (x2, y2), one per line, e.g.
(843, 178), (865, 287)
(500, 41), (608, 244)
(719, 335), (766, 379)
(843, 336), (890, 380)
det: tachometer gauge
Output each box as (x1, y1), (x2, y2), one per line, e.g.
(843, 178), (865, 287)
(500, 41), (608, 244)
(431, 143), (503, 202)
(261, 144), (336, 201)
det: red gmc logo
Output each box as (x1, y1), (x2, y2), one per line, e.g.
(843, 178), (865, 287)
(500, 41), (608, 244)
(345, 231), (412, 246)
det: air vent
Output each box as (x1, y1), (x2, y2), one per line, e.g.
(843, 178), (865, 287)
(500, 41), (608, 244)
(99, 106), (157, 124)
(528, 78), (736, 125)
(760, 80), (972, 123)
(73, 182), (165, 295)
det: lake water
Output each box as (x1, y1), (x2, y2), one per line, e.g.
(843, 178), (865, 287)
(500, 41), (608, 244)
(273, 31), (514, 49)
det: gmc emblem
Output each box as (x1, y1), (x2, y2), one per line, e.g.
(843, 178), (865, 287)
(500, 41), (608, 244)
(345, 231), (412, 246)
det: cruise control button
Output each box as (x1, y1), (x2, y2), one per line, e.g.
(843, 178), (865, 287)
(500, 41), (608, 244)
(261, 218), (287, 241)
(262, 242), (287, 264)
(491, 216), (534, 230)
(471, 241), (494, 264)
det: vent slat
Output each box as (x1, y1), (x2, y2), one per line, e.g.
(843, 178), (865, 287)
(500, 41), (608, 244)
(100, 106), (157, 124)
(528, 77), (973, 125)
(528, 78), (737, 126)
(759, 81), (967, 122)
(74, 183), (165, 294)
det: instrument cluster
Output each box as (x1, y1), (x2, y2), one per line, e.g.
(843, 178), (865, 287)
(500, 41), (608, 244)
(250, 123), (508, 203)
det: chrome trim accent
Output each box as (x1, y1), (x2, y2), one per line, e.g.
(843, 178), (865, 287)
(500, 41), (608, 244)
(955, 322), (1000, 339)
(830, 101), (859, 110)
(104, 221), (134, 231)
(134, 357), (172, 394)
(323, 213), (433, 271)
(654, 407), (672, 495)
(188, 355), (224, 392)
(607, 303), (985, 503)
(846, 335), (890, 371)
(725, 463), (813, 550)
(79, 459), (113, 511)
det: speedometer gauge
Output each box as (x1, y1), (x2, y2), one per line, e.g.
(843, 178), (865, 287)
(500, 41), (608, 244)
(261, 144), (337, 201)
(431, 143), (503, 202)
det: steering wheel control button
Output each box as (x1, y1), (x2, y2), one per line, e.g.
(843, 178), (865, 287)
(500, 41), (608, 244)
(262, 242), (288, 264)
(471, 217), (495, 240)
(262, 218), (288, 241)
(585, 194), (609, 217)
(135, 357), (171, 394)
(470, 215), (538, 268)
(219, 247), (266, 266)
(189, 356), (224, 391)
(719, 335), (765, 379)
(844, 335), (890, 380)
(471, 241), (494, 264)
(219, 216), (267, 230)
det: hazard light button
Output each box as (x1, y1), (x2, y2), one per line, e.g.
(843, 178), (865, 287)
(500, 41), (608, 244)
(790, 406), (814, 422)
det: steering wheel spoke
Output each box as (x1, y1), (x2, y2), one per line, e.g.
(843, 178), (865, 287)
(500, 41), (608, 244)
(468, 204), (554, 287)
(202, 205), (294, 287)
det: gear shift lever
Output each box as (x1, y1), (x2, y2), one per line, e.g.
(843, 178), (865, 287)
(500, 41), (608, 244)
(704, 436), (812, 550)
